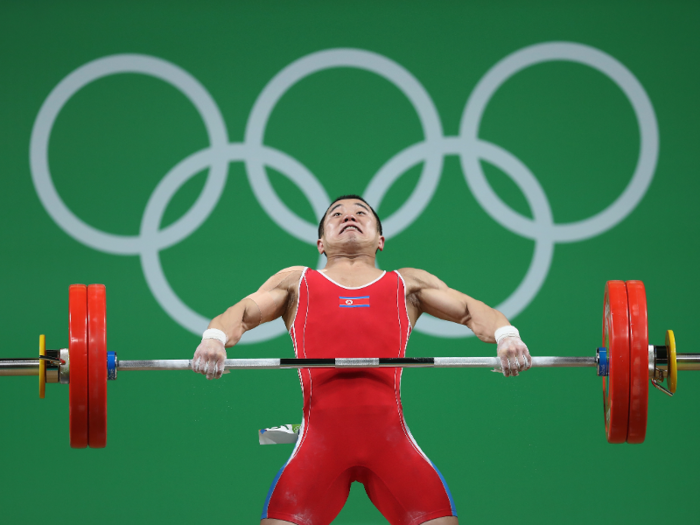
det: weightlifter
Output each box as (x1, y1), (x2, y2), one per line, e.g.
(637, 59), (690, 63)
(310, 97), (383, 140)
(192, 195), (531, 525)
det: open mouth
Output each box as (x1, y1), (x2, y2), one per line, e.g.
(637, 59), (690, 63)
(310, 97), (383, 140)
(341, 224), (363, 234)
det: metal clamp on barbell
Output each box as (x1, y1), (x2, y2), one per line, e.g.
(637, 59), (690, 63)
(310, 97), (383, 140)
(647, 330), (700, 396)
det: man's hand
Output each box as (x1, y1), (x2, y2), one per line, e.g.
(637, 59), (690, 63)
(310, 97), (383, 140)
(496, 336), (532, 377)
(192, 339), (228, 380)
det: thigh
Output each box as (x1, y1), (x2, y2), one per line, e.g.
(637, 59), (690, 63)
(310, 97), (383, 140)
(362, 426), (457, 525)
(262, 442), (353, 525)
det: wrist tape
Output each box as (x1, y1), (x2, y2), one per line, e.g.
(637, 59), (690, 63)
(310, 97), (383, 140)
(495, 325), (520, 344)
(202, 328), (227, 346)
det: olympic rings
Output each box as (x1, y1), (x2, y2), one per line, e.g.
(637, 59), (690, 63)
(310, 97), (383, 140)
(29, 42), (658, 343)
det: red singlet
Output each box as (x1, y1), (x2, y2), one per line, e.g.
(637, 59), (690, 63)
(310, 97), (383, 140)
(262, 269), (457, 525)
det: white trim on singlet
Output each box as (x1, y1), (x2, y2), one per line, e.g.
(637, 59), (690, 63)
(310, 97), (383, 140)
(395, 273), (403, 358)
(284, 268), (312, 464)
(289, 375), (307, 462)
(393, 370), (450, 504)
(290, 324), (298, 357)
(317, 269), (387, 289)
(301, 272), (310, 359)
(299, 273), (313, 455)
(288, 268), (306, 366)
(288, 267), (308, 333)
(393, 270), (413, 330)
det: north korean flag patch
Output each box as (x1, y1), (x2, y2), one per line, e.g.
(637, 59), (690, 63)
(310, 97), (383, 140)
(339, 296), (370, 308)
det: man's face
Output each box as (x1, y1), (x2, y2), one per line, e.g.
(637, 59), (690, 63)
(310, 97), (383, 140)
(317, 199), (384, 255)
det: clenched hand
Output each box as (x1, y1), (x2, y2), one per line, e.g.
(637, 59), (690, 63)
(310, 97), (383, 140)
(192, 338), (228, 380)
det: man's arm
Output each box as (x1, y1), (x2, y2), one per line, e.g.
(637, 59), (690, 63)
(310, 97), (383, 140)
(400, 268), (531, 376)
(192, 267), (304, 379)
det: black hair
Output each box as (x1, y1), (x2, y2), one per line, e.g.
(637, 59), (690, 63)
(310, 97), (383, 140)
(317, 194), (383, 239)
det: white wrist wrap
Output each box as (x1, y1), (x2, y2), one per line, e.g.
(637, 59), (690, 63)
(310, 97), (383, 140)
(495, 325), (520, 344)
(202, 328), (227, 346)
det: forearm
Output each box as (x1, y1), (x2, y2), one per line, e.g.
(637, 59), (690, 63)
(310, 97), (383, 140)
(464, 299), (510, 343)
(207, 299), (260, 348)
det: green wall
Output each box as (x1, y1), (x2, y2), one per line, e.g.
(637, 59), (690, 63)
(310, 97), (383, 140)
(1, 1), (698, 523)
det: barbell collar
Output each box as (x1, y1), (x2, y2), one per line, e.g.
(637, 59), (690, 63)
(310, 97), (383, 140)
(59, 349), (70, 384)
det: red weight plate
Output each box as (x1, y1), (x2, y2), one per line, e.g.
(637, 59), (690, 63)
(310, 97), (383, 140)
(69, 284), (89, 448)
(602, 281), (630, 444)
(626, 280), (649, 444)
(88, 284), (107, 448)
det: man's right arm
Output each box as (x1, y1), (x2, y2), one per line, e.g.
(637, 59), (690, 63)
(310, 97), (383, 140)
(192, 267), (304, 379)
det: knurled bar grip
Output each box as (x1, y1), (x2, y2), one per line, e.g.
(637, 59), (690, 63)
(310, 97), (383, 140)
(117, 356), (598, 371)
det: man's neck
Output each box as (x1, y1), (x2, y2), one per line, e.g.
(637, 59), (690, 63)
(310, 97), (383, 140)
(323, 252), (377, 271)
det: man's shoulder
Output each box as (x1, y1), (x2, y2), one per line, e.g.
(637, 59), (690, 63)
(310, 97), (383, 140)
(275, 266), (306, 286)
(275, 266), (307, 275)
(396, 267), (430, 281)
(396, 268), (442, 292)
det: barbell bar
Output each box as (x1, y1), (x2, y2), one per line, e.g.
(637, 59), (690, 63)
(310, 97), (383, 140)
(1, 280), (697, 447)
(117, 356), (597, 370)
(6, 354), (698, 374)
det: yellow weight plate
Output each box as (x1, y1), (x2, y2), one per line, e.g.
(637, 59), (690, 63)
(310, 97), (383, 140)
(666, 330), (677, 394)
(39, 334), (46, 399)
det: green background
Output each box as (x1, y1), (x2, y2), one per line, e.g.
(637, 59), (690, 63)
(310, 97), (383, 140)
(1, 1), (698, 523)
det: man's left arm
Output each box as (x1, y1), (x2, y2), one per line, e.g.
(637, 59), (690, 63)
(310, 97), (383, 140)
(400, 268), (531, 377)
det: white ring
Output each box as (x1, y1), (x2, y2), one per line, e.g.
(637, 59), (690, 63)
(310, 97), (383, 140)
(139, 143), (328, 341)
(414, 139), (554, 337)
(245, 48), (444, 243)
(459, 42), (658, 243)
(29, 54), (229, 254)
(29, 44), (658, 343)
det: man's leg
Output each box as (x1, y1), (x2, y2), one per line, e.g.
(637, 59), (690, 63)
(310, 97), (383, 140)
(261, 520), (296, 525)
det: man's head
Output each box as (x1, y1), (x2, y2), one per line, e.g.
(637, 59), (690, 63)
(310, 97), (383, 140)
(317, 195), (384, 256)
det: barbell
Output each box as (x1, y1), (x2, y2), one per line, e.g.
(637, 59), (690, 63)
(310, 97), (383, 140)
(1, 280), (697, 448)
